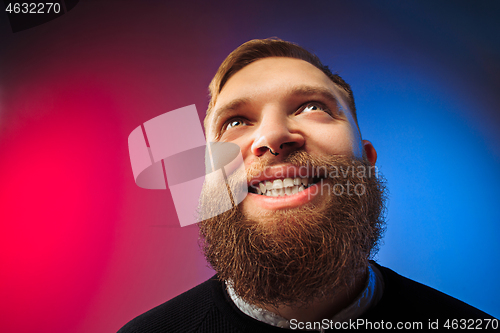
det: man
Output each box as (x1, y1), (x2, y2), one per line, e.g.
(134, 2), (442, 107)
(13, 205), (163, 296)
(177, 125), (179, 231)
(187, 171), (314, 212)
(119, 39), (495, 332)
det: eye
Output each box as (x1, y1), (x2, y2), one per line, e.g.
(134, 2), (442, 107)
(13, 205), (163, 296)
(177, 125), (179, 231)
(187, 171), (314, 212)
(299, 102), (330, 114)
(224, 118), (248, 131)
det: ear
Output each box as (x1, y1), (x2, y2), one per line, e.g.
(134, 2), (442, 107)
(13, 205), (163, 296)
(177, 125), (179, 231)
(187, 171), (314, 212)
(362, 140), (377, 165)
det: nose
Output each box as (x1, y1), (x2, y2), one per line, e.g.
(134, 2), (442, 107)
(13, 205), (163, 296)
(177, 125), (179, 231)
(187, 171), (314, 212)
(251, 111), (305, 158)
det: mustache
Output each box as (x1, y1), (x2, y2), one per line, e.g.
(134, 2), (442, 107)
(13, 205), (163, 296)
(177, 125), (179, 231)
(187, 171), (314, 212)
(244, 150), (364, 182)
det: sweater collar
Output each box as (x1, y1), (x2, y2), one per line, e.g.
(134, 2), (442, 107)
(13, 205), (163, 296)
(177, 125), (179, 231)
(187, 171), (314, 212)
(226, 262), (384, 331)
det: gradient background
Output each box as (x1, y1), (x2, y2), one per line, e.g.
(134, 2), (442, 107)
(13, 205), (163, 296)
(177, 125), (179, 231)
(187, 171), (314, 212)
(0, 1), (499, 332)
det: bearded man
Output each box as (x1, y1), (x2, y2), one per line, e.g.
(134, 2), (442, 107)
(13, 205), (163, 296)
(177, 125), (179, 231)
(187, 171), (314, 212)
(119, 39), (495, 332)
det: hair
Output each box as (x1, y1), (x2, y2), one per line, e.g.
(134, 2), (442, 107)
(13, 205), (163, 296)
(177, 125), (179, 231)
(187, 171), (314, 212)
(205, 38), (359, 130)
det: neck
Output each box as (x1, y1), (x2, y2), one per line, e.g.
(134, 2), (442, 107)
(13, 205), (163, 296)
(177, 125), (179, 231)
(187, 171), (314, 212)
(257, 268), (368, 322)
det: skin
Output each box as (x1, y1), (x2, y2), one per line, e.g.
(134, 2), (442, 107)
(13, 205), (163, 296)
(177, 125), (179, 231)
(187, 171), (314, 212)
(206, 57), (378, 321)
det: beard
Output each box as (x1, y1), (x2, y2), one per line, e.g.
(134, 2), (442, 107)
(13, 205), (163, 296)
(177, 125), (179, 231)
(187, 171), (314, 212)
(198, 150), (387, 307)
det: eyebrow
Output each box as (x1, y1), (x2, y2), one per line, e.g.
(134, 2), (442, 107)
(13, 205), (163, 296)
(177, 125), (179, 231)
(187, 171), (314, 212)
(212, 97), (251, 125)
(288, 85), (341, 109)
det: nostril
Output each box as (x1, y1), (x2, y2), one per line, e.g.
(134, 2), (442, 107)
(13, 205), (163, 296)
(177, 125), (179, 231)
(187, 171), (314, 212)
(254, 145), (271, 157)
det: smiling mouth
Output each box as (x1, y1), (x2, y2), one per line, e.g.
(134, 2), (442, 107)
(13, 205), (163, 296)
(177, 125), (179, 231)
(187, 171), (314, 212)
(249, 177), (323, 197)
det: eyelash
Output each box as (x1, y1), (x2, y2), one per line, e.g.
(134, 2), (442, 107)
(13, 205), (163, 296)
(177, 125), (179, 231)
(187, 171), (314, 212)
(220, 101), (333, 134)
(297, 101), (332, 116)
(223, 118), (249, 131)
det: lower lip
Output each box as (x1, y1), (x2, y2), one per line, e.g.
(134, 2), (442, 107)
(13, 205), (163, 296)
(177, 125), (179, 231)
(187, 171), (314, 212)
(246, 181), (323, 210)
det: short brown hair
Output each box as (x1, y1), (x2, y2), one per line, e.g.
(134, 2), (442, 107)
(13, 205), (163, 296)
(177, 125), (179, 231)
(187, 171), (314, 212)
(205, 38), (358, 130)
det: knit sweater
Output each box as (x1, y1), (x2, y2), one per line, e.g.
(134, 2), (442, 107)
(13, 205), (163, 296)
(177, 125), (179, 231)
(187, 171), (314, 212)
(118, 263), (496, 332)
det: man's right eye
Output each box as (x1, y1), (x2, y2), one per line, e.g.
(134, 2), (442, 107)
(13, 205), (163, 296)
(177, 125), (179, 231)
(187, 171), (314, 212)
(224, 118), (247, 131)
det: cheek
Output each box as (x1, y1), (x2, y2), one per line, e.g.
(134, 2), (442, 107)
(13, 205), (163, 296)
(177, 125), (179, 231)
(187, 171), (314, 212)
(309, 125), (361, 158)
(218, 135), (253, 166)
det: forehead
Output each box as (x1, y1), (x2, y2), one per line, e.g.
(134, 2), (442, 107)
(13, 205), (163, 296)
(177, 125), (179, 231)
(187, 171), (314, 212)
(218, 57), (339, 103)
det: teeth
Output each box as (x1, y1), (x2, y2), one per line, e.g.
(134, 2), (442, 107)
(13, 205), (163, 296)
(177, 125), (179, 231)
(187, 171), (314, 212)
(272, 179), (283, 189)
(253, 177), (318, 196)
(259, 182), (266, 194)
(283, 178), (294, 187)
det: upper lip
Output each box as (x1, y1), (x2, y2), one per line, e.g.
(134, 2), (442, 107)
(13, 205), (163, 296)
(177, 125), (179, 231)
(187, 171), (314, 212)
(247, 164), (325, 187)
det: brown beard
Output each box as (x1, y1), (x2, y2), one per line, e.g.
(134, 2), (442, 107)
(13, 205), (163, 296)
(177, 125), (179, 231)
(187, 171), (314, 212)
(198, 151), (387, 307)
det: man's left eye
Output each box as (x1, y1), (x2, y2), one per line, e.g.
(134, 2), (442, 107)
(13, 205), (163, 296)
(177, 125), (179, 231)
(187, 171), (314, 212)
(299, 103), (329, 114)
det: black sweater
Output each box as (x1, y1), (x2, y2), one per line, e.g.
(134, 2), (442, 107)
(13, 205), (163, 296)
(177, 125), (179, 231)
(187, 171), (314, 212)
(118, 263), (496, 332)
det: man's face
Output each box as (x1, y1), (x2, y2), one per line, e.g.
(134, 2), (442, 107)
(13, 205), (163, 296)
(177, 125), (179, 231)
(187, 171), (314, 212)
(200, 57), (385, 306)
(207, 57), (364, 220)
